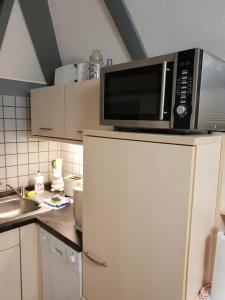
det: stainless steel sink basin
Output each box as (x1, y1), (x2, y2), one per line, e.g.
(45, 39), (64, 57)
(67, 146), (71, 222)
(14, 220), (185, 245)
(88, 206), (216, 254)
(0, 197), (40, 219)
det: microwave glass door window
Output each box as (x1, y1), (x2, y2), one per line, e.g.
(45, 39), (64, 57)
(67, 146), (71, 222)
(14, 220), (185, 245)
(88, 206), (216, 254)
(104, 64), (163, 120)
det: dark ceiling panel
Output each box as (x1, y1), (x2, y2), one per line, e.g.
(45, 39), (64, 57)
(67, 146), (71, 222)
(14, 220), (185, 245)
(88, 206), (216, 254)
(0, 78), (45, 96)
(0, 0), (14, 49)
(19, 0), (62, 85)
(104, 0), (147, 60)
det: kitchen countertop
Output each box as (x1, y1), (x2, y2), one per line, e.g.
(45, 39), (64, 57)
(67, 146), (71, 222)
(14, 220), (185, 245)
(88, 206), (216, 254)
(0, 200), (82, 252)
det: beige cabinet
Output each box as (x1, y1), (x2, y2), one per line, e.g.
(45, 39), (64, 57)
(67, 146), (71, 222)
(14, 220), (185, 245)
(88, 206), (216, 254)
(31, 80), (108, 142)
(0, 228), (21, 300)
(83, 131), (221, 300)
(65, 80), (104, 141)
(20, 224), (41, 300)
(31, 85), (65, 138)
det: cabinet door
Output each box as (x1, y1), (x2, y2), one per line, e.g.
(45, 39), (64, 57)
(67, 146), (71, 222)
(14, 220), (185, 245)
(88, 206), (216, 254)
(83, 136), (195, 300)
(65, 80), (103, 141)
(20, 224), (41, 300)
(31, 85), (65, 138)
(0, 246), (21, 300)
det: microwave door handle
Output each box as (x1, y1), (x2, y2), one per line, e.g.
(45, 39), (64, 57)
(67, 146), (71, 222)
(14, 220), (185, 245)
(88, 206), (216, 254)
(159, 61), (167, 120)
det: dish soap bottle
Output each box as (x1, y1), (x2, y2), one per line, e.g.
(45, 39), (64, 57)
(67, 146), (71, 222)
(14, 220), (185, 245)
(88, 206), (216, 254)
(88, 50), (104, 80)
(34, 170), (44, 193)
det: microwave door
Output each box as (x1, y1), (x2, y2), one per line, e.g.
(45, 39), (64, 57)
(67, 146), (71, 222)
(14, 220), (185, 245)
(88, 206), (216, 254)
(102, 61), (171, 129)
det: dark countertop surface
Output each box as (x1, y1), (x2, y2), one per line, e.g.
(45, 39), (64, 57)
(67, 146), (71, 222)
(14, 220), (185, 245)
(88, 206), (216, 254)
(0, 202), (82, 252)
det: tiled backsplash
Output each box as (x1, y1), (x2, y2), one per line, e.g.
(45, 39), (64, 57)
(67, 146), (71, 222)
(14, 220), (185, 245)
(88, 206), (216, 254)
(0, 94), (83, 191)
(60, 143), (83, 178)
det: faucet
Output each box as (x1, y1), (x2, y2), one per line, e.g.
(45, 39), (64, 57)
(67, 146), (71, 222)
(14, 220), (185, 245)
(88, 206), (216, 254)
(0, 182), (24, 198)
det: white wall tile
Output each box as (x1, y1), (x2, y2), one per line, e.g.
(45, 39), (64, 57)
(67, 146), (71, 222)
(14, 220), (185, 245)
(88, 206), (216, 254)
(42, 172), (49, 183)
(4, 107), (15, 118)
(27, 97), (31, 107)
(18, 153), (28, 165)
(49, 150), (57, 161)
(17, 143), (28, 154)
(29, 152), (39, 163)
(6, 154), (17, 166)
(0, 96), (3, 106)
(16, 107), (27, 119)
(6, 166), (18, 178)
(18, 175), (29, 187)
(79, 166), (83, 176)
(0, 119), (3, 131)
(49, 141), (58, 151)
(0, 132), (4, 143)
(0, 179), (6, 191)
(0, 107), (3, 118)
(29, 163), (39, 175)
(16, 119), (27, 130)
(39, 151), (48, 162)
(40, 162), (48, 172)
(7, 177), (18, 188)
(17, 131), (27, 142)
(16, 96), (27, 107)
(4, 119), (16, 131)
(3, 96), (15, 106)
(72, 164), (80, 175)
(0, 156), (5, 167)
(29, 175), (35, 185)
(29, 142), (38, 153)
(5, 131), (16, 143)
(5, 143), (17, 154)
(18, 164), (28, 176)
(39, 141), (48, 152)
(0, 144), (5, 155)
(0, 167), (6, 179)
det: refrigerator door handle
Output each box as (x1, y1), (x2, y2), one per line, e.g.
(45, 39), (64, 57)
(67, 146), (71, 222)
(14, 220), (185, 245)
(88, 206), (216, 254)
(84, 251), (107, 267)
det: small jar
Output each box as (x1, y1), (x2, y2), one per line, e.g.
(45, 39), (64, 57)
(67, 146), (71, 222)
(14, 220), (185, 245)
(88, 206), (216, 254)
(88, 50), (104, 80)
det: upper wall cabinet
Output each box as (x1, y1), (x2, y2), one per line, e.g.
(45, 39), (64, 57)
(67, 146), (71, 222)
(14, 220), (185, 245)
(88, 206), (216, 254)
(65, 80), (103, 141)
(31, 80), (108, 142)
(31, 85), (65, 138)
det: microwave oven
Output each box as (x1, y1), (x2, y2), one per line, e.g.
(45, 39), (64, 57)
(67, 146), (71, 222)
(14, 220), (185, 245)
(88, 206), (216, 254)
(100, 48), (225, 131)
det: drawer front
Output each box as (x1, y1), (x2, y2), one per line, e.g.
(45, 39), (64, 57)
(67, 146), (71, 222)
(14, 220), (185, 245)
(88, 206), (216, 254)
(0, 228), (19, 251)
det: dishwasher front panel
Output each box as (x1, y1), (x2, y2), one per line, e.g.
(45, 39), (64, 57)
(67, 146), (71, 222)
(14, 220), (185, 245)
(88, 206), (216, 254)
(40, 228), (82, 300)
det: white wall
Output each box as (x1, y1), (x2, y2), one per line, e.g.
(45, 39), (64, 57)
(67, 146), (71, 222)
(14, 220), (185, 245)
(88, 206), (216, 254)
(125, 0), (225, 59)
(0, 0), (45, 83)
(48, 0), (130, 65)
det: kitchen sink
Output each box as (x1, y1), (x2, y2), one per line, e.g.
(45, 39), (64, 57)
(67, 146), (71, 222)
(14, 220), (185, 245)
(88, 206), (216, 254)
(0, 197), (40, 219)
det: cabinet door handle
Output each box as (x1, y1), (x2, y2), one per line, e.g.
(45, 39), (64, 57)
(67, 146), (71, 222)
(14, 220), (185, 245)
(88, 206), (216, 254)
(39, 128), (52, 131)
(84, 251), (107, 267)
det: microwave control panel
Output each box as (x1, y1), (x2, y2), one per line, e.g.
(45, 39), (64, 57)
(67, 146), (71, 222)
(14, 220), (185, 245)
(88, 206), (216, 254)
(173, 49), (196, 129)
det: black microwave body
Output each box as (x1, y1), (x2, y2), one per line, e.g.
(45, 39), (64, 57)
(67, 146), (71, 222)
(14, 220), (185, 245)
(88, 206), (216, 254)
(100, 48), (225, 131)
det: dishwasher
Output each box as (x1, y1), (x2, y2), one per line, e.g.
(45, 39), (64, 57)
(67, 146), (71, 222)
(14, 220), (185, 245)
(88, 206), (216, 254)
(39, 228), (82, 300)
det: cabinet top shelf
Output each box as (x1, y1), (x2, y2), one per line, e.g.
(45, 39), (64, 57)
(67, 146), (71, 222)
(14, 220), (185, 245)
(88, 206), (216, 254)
(83, 129), (223, 146)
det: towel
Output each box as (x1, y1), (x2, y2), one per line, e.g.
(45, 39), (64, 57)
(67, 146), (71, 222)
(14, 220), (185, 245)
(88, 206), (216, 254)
(44, 194), (72, 208)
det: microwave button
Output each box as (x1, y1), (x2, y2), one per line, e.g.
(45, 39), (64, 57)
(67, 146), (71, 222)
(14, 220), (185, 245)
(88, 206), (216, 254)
(176, 105), (187, 116)
(181, 70), (188, 75)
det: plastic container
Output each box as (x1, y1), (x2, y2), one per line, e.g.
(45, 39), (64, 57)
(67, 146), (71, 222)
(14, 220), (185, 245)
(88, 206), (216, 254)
(34, 171), (44, 193)
(88, 50), (104, 80)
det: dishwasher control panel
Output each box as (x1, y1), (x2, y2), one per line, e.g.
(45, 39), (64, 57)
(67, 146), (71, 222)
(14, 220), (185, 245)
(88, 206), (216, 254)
(40, 228), (82, 275)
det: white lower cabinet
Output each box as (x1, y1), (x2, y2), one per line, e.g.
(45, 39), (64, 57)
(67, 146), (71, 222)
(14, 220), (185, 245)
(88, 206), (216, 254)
(0, 228), (21, 300)
(20, 224), (41, 300)
(0, 225), (41, 300)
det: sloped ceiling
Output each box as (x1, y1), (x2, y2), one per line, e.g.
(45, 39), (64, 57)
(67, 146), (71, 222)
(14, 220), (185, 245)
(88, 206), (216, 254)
(125, 0), (225, 59)
(49, 0), (225, 64)
(0, 0), (45, 83)
(48, 0), (130, 65)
